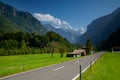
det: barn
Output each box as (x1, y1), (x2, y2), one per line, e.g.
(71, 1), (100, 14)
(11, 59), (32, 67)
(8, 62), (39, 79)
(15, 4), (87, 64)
(66, 49), (86, 57)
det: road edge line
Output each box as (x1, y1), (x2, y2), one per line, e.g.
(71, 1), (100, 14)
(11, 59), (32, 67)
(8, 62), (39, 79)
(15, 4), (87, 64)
(72, 56), (100, 80)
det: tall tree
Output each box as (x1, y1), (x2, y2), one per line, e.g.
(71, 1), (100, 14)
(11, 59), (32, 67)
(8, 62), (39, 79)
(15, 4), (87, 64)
(59, 47), (66, 58)
(86, 38), (93, 55)
(48, 41), (60, 58)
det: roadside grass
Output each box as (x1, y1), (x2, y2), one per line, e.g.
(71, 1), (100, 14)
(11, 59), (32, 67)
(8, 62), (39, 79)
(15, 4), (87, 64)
(77, 52), (120, 80)
(0, 53), (77, 77)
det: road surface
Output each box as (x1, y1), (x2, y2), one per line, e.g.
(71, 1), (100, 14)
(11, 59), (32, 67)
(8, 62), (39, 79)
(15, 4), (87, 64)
(0, 52), (104, 80)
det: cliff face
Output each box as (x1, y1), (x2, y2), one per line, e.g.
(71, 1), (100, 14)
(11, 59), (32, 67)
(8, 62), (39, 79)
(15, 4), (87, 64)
(0, 1), (47, 34)
(79, 7), (120, 45)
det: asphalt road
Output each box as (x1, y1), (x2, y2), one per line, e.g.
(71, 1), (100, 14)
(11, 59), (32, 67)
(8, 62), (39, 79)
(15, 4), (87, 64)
(0, 52), (104, 80)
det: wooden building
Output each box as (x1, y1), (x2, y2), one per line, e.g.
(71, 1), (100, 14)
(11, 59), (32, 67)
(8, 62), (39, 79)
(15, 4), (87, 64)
(66, 49), (86, 57)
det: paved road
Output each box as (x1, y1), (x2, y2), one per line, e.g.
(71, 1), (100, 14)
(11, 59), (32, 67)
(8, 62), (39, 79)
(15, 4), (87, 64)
(0, 52), (104, 80)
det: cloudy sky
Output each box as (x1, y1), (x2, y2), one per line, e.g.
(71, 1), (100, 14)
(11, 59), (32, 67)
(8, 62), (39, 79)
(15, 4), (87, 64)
(0, 0), (120, 29)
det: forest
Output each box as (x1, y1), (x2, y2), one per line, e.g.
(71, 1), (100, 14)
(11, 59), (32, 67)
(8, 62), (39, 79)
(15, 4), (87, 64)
(0, 31), (74, 56)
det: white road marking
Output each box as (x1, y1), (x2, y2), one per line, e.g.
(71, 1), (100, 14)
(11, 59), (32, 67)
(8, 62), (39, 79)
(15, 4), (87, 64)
(53, 66), (64, 71)
(75, 61), (79, 64)
(72, 74), (80, 80)
(0, 64), (58, 79)
(72, 65), (90, 80)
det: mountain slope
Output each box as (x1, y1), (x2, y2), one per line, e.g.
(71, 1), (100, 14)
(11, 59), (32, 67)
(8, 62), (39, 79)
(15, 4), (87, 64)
(106, 27), (120, 48)
(0, 14), (19, 32)
(97, 27), (120, 50)
(79, 7), (120, 45)
(44, 24), (80, 43)
(0, 1), (47, 34)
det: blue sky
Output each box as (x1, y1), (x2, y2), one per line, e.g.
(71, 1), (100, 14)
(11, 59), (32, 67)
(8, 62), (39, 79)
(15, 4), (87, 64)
(0, 0), (120, 29)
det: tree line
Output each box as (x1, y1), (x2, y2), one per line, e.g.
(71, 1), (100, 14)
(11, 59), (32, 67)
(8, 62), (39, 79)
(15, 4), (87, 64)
(0, 31), (74, 56)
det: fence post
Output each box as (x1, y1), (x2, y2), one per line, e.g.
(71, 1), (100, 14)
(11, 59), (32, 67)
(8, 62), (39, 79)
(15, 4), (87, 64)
(90, 61), (92, 73)
(80, 65), (82, 80)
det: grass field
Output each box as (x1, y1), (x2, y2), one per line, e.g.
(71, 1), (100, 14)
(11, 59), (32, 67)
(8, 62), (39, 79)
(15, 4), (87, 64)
(0, 53), (77, 77)
(77, 52), (120, 80)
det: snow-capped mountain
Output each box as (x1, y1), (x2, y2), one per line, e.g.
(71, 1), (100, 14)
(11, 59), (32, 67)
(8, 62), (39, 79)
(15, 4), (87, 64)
(33, 13), (85, 33)
(49, 20), (73, 30)
(44, 24), (80, 43)
(33, 13), (85, 43)
(41, 20), (84, 36)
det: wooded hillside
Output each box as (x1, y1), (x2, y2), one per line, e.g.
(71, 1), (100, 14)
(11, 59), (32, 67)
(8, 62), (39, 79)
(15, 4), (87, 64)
(0, 31), (74, 56)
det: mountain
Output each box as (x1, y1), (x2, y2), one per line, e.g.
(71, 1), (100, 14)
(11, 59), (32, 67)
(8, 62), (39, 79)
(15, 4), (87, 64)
(0, 13), (19, 32)
(79, 7), (120, 45)
(105, 27), (120, 48)
(33, 13), (85, 35)
(0, 1), (47, 34)
(33, 13), (85, 43)
(44, 24), (80, 43)
(97, 27), (120, 50)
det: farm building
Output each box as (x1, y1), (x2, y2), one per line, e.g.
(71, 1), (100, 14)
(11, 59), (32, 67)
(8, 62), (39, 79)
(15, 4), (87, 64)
(66, 49), (86, 57)
(111, 47), (120, 53)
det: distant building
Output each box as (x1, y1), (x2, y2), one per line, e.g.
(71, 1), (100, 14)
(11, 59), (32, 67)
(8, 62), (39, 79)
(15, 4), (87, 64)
(111, 47), (120, 53)
(66, 49), (86, 57)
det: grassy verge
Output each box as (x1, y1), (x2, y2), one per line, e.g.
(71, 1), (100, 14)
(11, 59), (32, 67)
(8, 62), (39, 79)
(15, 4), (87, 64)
(77, 52), (120, 80)
(0, 53), (77, 77)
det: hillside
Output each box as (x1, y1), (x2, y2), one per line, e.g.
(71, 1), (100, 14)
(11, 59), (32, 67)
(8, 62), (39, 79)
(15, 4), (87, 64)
(97, 27), (120, 50)
(0, 31), (74, 56)
(79, 7), (120, 45)
(0, 1), (47, 34)
(106, 27), (120, 48)
(0, 14), (19, 32)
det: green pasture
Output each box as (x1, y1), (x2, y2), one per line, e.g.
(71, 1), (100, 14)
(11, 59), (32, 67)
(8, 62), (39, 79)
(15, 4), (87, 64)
(0, 53), (76, 77)
(77, 52), (120, 80)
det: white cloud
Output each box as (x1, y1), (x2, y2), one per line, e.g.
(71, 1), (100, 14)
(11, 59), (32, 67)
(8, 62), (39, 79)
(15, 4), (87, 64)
(33, 13), (73, 30)
(33, 13), (54, 21)
(62, 21), (68, 24)
(33, 13), (62, 25)
(33, 13), (85, 34)
(62, 21), (73, 29)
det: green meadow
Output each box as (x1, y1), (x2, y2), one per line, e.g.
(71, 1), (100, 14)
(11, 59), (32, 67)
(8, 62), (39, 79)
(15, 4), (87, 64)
(77, 52), (120, 80)
(0, 53), (76, 77)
